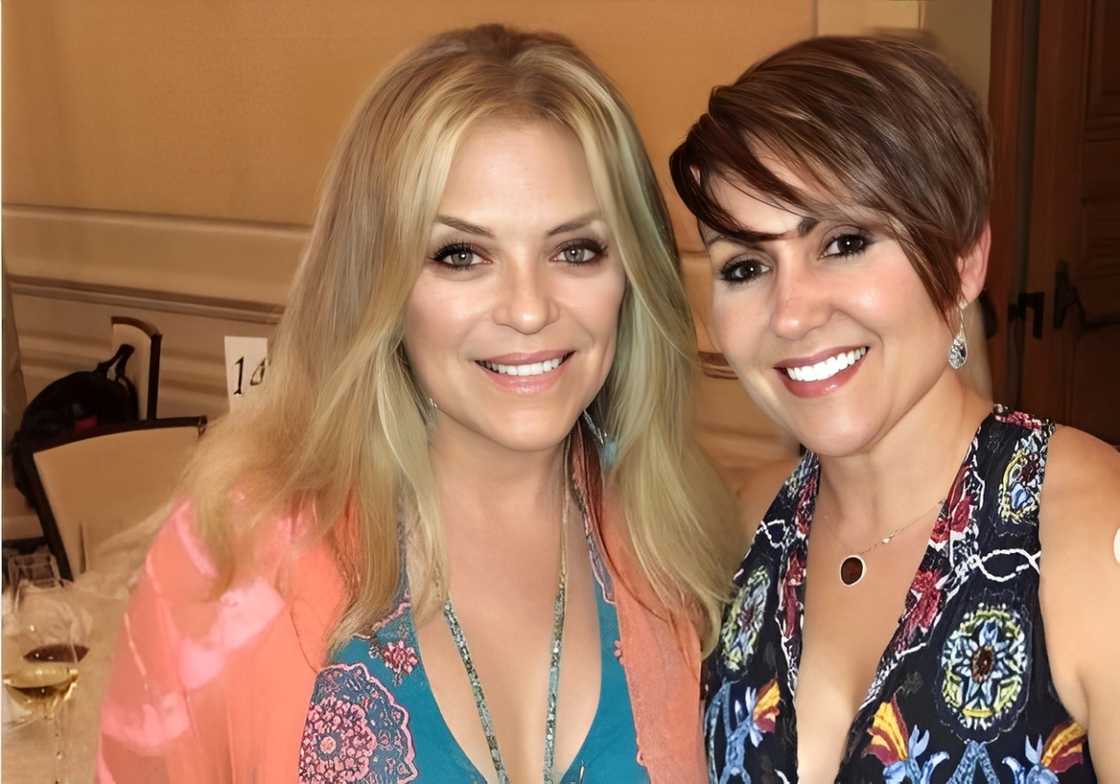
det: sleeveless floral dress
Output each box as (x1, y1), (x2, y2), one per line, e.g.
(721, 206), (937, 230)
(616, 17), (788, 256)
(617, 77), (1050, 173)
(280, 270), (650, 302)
(297, 520), (647, 783)
(705, 406), (1096, 783)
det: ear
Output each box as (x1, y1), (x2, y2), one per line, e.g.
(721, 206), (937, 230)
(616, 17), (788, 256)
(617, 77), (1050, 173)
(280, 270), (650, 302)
(956, 222), (990, 306)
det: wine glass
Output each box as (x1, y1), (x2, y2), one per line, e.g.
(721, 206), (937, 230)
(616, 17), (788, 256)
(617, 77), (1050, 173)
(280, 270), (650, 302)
(3, 573), (84, 784)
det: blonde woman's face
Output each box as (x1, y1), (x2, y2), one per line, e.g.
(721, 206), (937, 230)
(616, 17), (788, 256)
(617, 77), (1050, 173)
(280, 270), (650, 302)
(404, 119), (625, 455)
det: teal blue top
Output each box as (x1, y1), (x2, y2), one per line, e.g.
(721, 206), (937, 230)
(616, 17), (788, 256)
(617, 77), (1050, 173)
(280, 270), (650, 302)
(297, 532), (648, 783)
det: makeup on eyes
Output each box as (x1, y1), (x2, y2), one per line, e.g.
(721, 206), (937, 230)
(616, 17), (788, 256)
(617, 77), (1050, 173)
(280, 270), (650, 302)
(715, 225), (875, 286)
(427, 237), (608, 270)
(553, 238), (608, 265)
(820, 228), (874, 258)
(431, 241), (483, 269)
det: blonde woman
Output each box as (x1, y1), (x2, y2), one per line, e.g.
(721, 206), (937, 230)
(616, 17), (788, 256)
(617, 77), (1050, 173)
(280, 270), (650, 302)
(98, 24), (737, 784)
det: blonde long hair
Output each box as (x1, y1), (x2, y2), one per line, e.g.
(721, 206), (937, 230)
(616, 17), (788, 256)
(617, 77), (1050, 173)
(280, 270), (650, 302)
(186, 24), (738, 652)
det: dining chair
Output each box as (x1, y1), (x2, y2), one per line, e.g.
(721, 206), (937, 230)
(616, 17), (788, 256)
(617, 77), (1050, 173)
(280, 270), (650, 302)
(110, 316), (162, 419)
(15, 416), (206, 579)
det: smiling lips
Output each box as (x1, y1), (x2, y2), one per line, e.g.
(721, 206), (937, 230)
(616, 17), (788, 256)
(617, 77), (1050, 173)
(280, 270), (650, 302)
(476, 351), (573, 392)
(775, 346), (868, 397)
(479, 356), (565, 377)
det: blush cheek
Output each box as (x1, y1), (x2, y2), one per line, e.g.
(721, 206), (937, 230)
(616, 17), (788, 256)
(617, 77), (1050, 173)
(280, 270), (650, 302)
(710, 298), (767, 379)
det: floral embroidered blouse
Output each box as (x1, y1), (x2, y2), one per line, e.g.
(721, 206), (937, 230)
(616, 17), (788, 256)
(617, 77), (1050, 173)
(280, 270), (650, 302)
(705, 406), (1097, 783)
(298, 522), (647, 783)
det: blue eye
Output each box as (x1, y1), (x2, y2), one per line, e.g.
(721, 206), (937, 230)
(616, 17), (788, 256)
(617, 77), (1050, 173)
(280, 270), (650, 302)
(552, 240), (607, 265)
(431, 242), (481, 269)
(822, 232), (870, 258)
(719, 258), (770, 285)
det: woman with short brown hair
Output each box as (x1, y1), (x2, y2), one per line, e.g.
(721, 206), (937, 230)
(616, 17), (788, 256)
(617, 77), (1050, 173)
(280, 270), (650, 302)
(672, 35), (1118, 782)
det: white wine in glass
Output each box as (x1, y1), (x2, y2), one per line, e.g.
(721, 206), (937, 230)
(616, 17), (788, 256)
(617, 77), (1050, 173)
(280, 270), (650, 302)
(3, 662), (79, 716)
(7, 576), (83, 784)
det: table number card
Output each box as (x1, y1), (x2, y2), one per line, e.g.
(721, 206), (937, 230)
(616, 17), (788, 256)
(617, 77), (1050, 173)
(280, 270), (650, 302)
(224, 336), (269, 411)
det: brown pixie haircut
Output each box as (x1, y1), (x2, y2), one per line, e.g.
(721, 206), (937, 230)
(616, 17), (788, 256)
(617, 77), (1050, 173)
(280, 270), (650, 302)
(670, 35), (991, 317)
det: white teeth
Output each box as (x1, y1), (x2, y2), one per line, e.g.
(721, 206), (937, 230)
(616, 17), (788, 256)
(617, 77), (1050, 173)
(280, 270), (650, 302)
(481, 357), (564, 377)
(785, 347), (866, 382)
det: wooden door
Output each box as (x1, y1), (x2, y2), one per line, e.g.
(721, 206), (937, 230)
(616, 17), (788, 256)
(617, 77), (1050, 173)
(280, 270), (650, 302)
(1016, 0), (1120, 445)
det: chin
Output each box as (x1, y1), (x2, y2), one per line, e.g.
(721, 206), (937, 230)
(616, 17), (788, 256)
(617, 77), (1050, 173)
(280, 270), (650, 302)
(482, 416), (578, 455)
(785, 409), (882, 458)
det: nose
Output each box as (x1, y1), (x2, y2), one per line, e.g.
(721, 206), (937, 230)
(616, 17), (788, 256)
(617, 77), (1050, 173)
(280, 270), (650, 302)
(491, 259), (559, 335)
(769, 259), (832, 341)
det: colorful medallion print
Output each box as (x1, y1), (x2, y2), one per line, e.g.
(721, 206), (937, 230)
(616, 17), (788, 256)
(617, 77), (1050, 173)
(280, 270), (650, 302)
(704, 407), (1097, 783)
(998, 429), (1047, 526)
(938, 598), (1030, 738)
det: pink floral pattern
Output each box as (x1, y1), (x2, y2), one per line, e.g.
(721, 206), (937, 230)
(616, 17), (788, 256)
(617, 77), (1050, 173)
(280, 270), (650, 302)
(379, 641), (418, 681)
(932, 468), (973, 545)
(901, 568), (944, 644)
(299, 663), (417, 784)
(300, 696), (377, 782)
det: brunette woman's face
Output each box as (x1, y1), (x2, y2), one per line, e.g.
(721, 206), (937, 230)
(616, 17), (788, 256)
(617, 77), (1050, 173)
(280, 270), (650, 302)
(702, 162), (980, 457)
(403, 119), (625, 455)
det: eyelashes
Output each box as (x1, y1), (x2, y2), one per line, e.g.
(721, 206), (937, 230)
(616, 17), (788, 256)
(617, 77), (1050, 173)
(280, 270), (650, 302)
(822, 231), (872, 258)
(429, 238), (608, 271)
(554, 238), (608, 265)
(430, 242), (479, 270)
(719, 258), (770, 285)
(718, 230), (874, 287)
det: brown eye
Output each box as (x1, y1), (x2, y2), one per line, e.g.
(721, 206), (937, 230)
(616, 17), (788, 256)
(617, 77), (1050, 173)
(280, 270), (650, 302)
(823, 233), (870, 258)
(719, 258), (770, 285)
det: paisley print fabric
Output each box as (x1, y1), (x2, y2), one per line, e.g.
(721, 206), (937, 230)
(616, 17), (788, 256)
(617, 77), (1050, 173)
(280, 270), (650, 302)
(705, 406), (1097, 783)
(300, 663), (418, 784)
(300, 520), (647, 783)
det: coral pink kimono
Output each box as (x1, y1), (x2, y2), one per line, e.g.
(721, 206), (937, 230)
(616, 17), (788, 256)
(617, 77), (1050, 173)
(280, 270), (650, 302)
(98, 447), (706, 782)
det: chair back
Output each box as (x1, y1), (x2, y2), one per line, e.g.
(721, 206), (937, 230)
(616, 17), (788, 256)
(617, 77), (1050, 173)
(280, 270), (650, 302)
(110, 317), (162, 419)
(18, 417), (205, 579)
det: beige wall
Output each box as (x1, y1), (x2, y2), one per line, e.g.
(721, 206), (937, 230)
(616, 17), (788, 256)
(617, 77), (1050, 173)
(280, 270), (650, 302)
(922, 0), (992, 106)
(3, 3), (997, 487)
(816, 0), (992, 103)
(5, 2), (813, 485)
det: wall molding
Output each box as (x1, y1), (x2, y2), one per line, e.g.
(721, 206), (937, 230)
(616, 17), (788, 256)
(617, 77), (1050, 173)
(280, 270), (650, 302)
(2, 204), (307, 307)
(7, 274), (282, 325)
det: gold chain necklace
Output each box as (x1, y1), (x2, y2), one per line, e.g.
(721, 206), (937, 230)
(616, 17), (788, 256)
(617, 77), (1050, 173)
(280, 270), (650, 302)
(819, 495), (945, 587)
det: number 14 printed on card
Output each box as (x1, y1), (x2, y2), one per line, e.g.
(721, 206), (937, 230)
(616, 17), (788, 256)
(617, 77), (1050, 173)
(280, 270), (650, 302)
(224, 336), (269, 412)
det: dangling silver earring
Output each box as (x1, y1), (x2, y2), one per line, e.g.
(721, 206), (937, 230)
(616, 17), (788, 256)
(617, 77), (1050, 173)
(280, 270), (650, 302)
(581, 409), (607, 447)
(948, 304), (969, 370)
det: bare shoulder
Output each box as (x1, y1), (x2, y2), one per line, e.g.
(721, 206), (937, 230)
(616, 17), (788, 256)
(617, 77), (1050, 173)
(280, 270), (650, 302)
(1040, 425), (1120, 541)
(736, 456), (800, 540)
(1038, 425), (1120, 774)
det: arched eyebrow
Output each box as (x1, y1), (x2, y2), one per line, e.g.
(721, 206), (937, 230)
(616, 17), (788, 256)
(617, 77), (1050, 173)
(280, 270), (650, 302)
(435, 215), (494, 238)
(546, 212), (603, 236)
(701, 215), (819, 249)
(435, 212), (604, 239)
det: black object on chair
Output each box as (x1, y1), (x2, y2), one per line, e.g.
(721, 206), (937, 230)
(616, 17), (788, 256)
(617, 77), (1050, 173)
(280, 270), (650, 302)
(111, 316), (163, 419)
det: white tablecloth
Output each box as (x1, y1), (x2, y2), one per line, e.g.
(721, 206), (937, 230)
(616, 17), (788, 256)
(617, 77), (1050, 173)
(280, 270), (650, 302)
(3, 507), (164, 783)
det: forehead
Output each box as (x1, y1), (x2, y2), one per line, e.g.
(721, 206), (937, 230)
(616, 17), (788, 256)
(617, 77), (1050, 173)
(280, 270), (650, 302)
(699, 150), (877, 244)
(438, 118), (600, 218)
(701, 174), (810, 241)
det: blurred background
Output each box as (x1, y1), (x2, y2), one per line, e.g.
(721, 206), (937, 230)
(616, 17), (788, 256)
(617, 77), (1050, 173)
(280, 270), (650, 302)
(3, 0), (1117, 494)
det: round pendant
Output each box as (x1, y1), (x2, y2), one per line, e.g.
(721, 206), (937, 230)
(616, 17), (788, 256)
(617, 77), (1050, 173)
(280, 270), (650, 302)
(840, 555), (865, 586)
